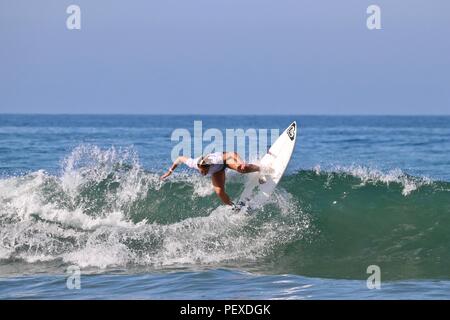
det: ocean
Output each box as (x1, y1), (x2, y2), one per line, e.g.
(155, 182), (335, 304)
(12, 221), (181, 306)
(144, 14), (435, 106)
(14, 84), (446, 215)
(0, 115), (449, 299)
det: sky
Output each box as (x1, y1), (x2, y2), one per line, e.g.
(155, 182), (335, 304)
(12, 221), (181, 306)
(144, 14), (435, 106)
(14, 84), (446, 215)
(0, 0), (449, 115)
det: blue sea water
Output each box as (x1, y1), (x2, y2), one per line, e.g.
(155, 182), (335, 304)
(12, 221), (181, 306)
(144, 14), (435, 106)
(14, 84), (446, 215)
(0, 115), (449, 299)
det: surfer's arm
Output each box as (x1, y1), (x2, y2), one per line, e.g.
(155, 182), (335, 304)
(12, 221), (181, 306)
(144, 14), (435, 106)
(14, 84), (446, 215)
(160, 156), (189, 180)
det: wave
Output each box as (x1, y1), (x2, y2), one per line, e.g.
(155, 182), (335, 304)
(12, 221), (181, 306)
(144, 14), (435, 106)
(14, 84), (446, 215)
(272, 167), (450, 280)
(0, 145), (449, 280)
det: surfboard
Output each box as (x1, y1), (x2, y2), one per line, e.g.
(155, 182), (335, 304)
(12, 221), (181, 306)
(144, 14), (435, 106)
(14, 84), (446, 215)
(237, 121), (297, 209)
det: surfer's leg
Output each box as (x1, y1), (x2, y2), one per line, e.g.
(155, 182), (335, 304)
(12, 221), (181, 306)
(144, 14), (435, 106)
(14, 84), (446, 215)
(224, 152), (260, 174)
(211, 171), (233, 205)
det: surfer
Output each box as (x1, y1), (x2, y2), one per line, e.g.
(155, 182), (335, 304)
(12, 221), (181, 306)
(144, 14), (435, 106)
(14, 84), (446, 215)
(160, 152), (260, 206)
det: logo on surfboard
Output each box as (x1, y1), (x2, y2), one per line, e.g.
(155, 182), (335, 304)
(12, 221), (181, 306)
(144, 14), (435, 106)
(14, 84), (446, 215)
(287, 123), (296, 141)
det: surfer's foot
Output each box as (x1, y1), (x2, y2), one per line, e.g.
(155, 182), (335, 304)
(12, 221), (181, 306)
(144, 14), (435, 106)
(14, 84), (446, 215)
(258, 166), (274, 184)
(231, 201), (245, 212)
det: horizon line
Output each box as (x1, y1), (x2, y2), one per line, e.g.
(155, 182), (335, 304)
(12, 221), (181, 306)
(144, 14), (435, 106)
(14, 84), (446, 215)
(1, 113), (450, 117)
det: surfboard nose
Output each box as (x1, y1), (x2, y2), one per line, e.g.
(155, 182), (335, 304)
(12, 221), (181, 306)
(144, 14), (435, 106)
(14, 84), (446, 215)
(287, 121), (297, 141)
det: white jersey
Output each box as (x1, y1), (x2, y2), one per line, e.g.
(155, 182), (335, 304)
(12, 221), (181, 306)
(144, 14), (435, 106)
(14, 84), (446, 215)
(185, 152), (226, 176)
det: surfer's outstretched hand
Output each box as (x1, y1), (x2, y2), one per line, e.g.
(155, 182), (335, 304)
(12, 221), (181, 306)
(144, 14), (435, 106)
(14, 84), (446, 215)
(160, 171), (172, 180)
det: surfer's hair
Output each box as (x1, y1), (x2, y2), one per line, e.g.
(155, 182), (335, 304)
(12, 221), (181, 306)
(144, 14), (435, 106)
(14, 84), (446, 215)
(197, 156), (211, 168)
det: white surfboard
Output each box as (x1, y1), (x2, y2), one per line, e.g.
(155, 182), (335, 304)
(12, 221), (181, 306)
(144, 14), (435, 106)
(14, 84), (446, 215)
(237, 121), (297, 209)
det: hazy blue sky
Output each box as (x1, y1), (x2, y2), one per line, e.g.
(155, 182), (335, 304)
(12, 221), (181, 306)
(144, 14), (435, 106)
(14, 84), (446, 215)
(1, 0), (449, 114)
